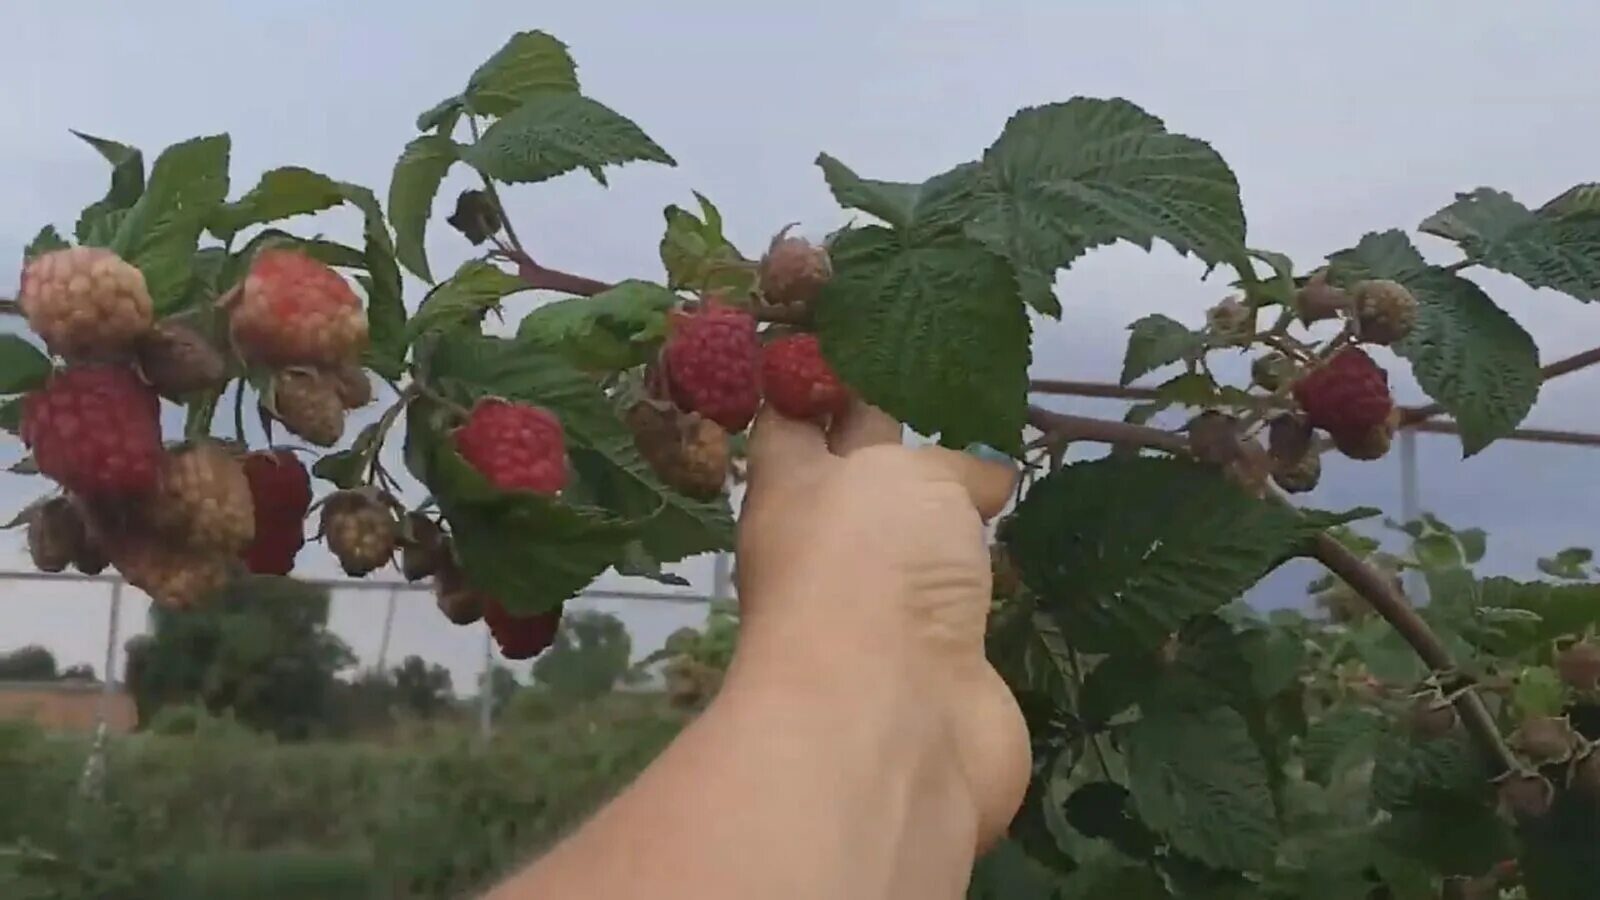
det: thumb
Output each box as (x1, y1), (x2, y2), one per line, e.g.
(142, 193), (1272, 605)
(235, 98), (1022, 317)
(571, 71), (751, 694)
(922, 446), (1018, 521)
(746, 406), (830, 488)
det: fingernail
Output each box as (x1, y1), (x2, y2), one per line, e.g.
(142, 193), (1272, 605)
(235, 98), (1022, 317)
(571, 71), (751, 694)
(962, 442), (1011, 464)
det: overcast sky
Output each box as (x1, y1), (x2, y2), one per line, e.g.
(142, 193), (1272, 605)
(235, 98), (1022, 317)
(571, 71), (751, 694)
(2, 2), (1597, 690)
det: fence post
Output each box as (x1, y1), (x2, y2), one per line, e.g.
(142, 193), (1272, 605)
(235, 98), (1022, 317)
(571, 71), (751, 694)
(1398, 427), (1428, 604)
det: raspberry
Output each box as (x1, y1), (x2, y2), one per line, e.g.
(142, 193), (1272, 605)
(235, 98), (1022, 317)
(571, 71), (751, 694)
(27, 497), (86, 573)
(321, 490), (396, 577)
(1295, 270), (1349, 324)
(626, 402), (729, 499)
(432, 559), (484, 626)
(22, 366), (162, 499)
(1267, 414), (1314, 468)
(759, 227), (831, 309)
(1512, 716), (1578, 764)
(482, 596), (561, 660)
(1250, 352), (1292, 392)
(19, 247), (153, 361)
(453, 398), (568, 495)
(1206, 296), (1253, 345)
(329, 363), (373, 409)
(1496, 771), (1553, 821)
(1292, 347), (1393, 433)
(761, 334), (849, 421)
(148, 442), (256, 554)
(269, 368), (345, 447)
(401, 513), (448, 582)
(109, 533), (230, 609)
(1330, 412), (1398, 461)
(1186, 411), (1242, 466)
(232, 249), (367, 367)
(1557, 641), (1600, 690)
(663, 300), (761, 432)
(1352, 279), (1419, 346)
(239, 450), (311, 576)
(135, 321), (226, 400)
(1410, 693), (1457, 738)
(1272, 452), (1322, 494)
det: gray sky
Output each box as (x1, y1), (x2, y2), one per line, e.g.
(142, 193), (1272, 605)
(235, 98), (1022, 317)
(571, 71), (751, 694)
(2, 1), (1598, 689)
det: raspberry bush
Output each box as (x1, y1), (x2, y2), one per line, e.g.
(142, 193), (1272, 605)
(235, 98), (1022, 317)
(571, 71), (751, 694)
(6, 27), (1600, 899)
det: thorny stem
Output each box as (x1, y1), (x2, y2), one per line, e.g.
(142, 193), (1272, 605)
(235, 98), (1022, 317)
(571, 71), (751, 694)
(1024, 401), (1521, 772)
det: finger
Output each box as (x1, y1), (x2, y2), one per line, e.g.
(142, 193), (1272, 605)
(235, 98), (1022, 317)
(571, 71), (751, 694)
(922, 446), (1018, 521)
(827, 397), (903, 456)
(746, 405), (830, 486)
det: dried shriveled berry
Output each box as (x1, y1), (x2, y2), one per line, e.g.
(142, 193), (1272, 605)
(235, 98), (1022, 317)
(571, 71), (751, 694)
(626, 402), (729, 499)
(1273, 452), (1322, 494)
(1206, 296), (1253, 345)
(27, 497), (85, 573)
(330, 363), (373, 409)
(321, 490), (397, 577)
(269, 367), (345, 447)
(432, 559), (483, 626)
(759, 227), (831, 309)
(1295, 270), (1350, 323)
(1496, 771), (1554, 821)
(1512, 716), (1579, 764)
(1411, 693), (1458, 738)
(135, 321), (226, 399)
(401, 513), (448, 582)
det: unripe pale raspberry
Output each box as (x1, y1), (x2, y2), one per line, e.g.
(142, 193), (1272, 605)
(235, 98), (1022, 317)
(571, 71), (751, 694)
(1512, 716), (1578, 764)
(27, 497), (86, 573)
(483, 596), (562, 660)
(453, 398), (569, 495)
(1206, 296), (1253, 345)
(269, 368), (345, 447)
(401, 513), (448, 582)
(239, 449), (311, 576)
(432, 558), (484, 626)
(759, 227), (832, 309)
(22, 366), (162, 499)
(1272, 451), (1322, 494)
(1557, 641), (1600, 690)
(19, 247), (153, 361)
(329, 363), (374, 409)
(1292, 347), (1394, 433)
(1352, 279), (1419, 346)
(1251, 352), (1293, 392)
(135, 321), (226, 399)
(1330, 411), (1399, 461)
(148, 442), (256, 554)
(233, 249), (368, 367)
(761, 333), (849, 420)
(626, 402), (729, 499)
(663, 300), (761, 432)
(322, 490), (397, 577)
(109, 533), (230, 609)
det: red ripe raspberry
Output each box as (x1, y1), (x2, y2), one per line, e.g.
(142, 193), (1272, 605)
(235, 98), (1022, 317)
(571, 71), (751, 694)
(761, 333), (849, 420)
(663, 301), (761, 432)
(233, 249), (368, 367)
(453, 398), (569, 495)
(22, 366), (162, 498)
(239, 450), (311, 575)
(483, 596), (562, 660)
(1292, 347), (1393, 433)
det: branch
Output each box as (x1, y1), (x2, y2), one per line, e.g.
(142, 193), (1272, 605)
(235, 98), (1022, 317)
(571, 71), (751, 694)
(1309, 533), (1518, 775)
(1025, 405), (1187, 453)
(512, 255), (611, 297)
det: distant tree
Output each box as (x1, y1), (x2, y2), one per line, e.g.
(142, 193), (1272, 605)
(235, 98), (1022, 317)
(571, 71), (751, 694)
(123, 576), (355, 739)
(392, 655), (453, 719)
(478, 664), (520, 719)
(531, 611), (634, 702)
(58, 663), (96, 682)
(0, 645), (58, 681)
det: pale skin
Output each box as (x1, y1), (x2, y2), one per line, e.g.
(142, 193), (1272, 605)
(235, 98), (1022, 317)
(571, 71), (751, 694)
(486, 401), (1031, 900)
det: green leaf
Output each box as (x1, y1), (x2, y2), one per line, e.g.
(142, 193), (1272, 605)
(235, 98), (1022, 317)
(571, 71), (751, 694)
(0, 397), (22, 435)
(416, 96), (463, 134)
(1063, 782), (1159, 860)
(517, 279), (675, 370)
(659, 192), (757, 294)
(208, 166), (346, 243)
(462, 30), (580, 118)
(110, 134), (231, 311)
(310, 423), (381, 490)
(24, 225), (69, 261)
(407, 260), (528, 344)
(815, 154), (981, 240)
(388, 135), (461, 282)
(1122, 707), (1278, 872)
(1537, 546), (1593, 580)
(461, 93), (674, 186)
(1121, 314), (1203, 385)
(0, 336), (52, 394)
(423, 426), (640, 615)
(424, 332), (732, 562)
(71, 131), (144, 245)
(1468, 577), (1600, 656)
(967, 840), (1063, 900)
(334, 183), (406, 379)
(1004, 457), (1318, 652)
(1328, 230), (1539, 455)
(815, 227), (1029, 452)
(965, 98), (1248, 302)
(1420, 186), (1600, 302)
(1513, 666), (1565, 718)
(1302, 706), (1384, 784)
(1370, 730), (1488, 810)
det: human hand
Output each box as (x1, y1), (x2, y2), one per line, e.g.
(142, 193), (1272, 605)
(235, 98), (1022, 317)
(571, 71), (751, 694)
(731, 401), (1030, 848)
